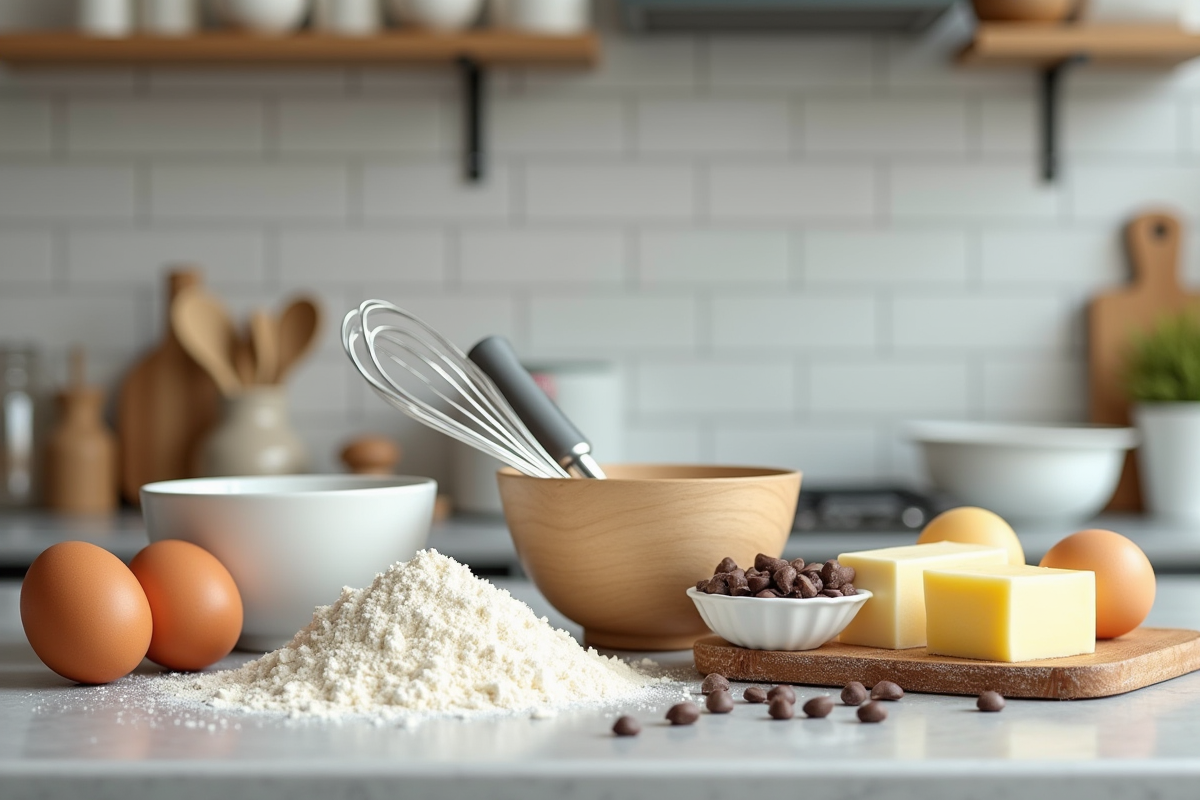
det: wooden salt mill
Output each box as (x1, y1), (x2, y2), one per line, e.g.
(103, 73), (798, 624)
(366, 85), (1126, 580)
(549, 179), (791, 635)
(46, 348), (118, 514)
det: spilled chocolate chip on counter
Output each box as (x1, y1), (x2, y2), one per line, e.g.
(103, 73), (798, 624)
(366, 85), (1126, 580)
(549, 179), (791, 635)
(871, 681), (904, 701)
(700, 673), (730, 695)
(706, 690), (734, 714)
(841, 681), (868, 706)
(666, 702), (700, 726)
(857, 701), (887, 723)
(802, 696), (834, 718)
(766, 684), (795, 704)
(612, 716), (641, 737)
(977, 691), (1006, 712)
(768, 697), (794, 720)
(743, 687), (768, 704)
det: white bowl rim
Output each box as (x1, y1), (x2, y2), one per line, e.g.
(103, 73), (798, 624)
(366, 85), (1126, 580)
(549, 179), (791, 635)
(905, 420), (1139, 450)
(686, 586), (872, 606)
(141, 474), (436, 498)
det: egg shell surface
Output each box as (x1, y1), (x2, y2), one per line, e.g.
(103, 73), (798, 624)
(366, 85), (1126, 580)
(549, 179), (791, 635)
(20, 541), (152, 684)
(916, 506), (1025, 566)
(130, 539), (243, 671)
(1039, 528), (1155, 639)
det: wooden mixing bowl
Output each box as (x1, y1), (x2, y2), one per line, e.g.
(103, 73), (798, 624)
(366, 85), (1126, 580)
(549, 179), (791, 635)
(497, 464), (801, 651)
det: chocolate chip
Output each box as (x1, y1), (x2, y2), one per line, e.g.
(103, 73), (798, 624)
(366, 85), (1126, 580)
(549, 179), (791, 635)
(666, 702), (699, 726)
(727, 572), (750, 596)
(743, 687), (768, 704)
(755, 589), (781, 598)
(773, 565), (798, 595)
(612, 715), (641, 736)
(795, 574), (818, 598)
(821, 560), (844, 589)
(701, 673), (730, 695)
(977, 691), (1006, 712)
(706, 690), (734, 714)
(768, 697), (794, 720)
(695, 579), (708, 591)
(857, 701), (887, 723)
(871, 681), (904, 701)
(715, 557), (738, 575)
(766, 685), (795, 704)
(841, 682), (868, 706)
(840, 582), (857, 596)
(789, 558), (806, 571)
(821, 588), (843, 598)
(730, 583), (753, 597)
(802, 696), (834, 718)
(704, 576), (729, 595)
(747, 574), (772, 594)
(800, 562), (823, 576)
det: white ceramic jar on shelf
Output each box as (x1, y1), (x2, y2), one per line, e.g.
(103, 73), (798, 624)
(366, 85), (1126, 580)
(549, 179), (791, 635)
(387, 0), (484, 30)
(1082, 0), (1185, 23)
(214, 0), (312, 33)
(490, 0), (589, 34)
(79, 0), (135, 37)
(140, 0), (200, 35)
(313, 0), (381, 34)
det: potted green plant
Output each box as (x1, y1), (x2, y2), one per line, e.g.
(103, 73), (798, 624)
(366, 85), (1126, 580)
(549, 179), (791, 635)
(1126, 309), (1200, 521)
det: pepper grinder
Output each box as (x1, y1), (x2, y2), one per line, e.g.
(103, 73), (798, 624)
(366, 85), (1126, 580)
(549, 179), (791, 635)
(46, 348), (118, 514)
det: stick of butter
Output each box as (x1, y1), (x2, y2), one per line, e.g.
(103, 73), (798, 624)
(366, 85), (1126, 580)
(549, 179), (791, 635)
(837, 542), (1008, 649)
(924, 565), (1096, 663)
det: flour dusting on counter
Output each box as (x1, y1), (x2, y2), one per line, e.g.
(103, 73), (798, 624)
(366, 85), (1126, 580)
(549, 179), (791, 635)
(158, 550), (672, 722)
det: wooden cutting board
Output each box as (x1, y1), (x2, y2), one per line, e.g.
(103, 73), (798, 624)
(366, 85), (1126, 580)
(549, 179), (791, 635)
(117, 268), (220, 505)
(1090, 211), (1200, 510)
(693, 627), (1200, 700)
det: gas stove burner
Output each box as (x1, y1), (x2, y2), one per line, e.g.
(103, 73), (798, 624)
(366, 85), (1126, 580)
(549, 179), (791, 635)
(793, 488), (945, 533)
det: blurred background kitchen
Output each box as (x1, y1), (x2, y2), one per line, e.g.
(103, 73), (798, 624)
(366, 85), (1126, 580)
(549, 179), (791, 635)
(3, 0), (1200, 572)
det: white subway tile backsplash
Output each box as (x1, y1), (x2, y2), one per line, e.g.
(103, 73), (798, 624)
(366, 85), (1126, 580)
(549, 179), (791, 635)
(709, 164), (874, 221)
(0, 99), (52, 154)
(1066, 97), (1181, 156)
(622, 424), (704, 464)
(981, 357), (1087, 421)
(1070, 166), (1200, 223)
(523, 36), (698, 92)
(980, 100), (1035, 156)
(0, 230), (53, 286)
(0, 294), (141, 350)
(348, 292), (519, 355)
(804, 230), (968, 286)
(151, 165), (348, 221)
(713, 425), (879, 483)
(980, 229), (1123, 287)
(494, 99), (625, 155)
(526, 164), (695, 221)
(636, 360), (795, 414)
(810, 360), (969, 416)
(805, 100), (968, 155)
(892, 295), (1070, 352)
(528, 295), (697, 353)
(639, 230), (790, 285)
(709, 36), (873, 90)
(890, 164), (1062, 220)
(147, 69), (351, 93)
(66, 230), (267, 284)
(279, 230), (446, 285)
(363, 163), (512, 221)
(712, 295), (877, 350)
(67, 100), (265, 154)
(0, 166), (136, 221)
(278, 99), (443, 154)
(635, 100), (790, 155)
(460, 230), (624, 285)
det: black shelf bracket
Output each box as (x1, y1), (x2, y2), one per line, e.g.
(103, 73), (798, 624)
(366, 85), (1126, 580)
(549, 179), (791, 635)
(459, 56), (486, 183)
(1040, 54), (1088, 183)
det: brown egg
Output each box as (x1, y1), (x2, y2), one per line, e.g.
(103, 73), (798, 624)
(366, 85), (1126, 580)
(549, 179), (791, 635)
(917, 506), (1025, 566)
(20, 541), (152, 684)
(1039, 529), (1155, 640)
(130, 540), (243, 671)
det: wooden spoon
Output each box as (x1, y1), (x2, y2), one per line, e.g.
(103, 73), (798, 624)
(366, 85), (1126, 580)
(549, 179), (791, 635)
(250, 309), (278, 386)
(275, 296), (322, 384)
(232, 331), (255, 387)
(171, 287), (242, 396)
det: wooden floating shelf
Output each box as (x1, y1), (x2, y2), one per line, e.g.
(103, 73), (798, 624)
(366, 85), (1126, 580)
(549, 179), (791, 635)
(0, 31), (600, 68)
(961, 23), (1200, 68)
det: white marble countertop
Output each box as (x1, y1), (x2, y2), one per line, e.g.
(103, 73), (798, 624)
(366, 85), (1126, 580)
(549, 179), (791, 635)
(4, 572), (1200, 800)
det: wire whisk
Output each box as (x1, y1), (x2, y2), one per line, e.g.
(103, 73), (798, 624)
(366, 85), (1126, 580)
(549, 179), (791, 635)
(342, 299), (570, 479)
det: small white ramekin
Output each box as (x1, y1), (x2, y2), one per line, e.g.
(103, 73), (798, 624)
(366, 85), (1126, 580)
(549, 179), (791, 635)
(687, 587), (872, 651)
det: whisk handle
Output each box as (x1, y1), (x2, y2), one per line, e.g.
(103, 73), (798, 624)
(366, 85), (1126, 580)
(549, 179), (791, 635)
(468, 336), (605, 479)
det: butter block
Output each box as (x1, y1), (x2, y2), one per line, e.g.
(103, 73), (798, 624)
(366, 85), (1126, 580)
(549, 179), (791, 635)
(924, 565), (1096, 663)
(837, 542), (1008, 649)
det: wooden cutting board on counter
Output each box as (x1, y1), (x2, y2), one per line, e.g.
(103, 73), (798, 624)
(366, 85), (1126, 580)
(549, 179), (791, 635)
(693, 627), (1200, 700)
(1089, 211), (1200, 511)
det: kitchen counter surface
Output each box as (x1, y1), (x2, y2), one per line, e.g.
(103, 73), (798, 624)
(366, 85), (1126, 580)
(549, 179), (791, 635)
(4, 573), (1200, 800)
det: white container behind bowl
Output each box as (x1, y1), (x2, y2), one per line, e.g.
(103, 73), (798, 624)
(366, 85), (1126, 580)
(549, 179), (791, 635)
(490, 0), (589, 33)
(1134, 403), (1200, 521)
(907, 421), (1139, 524)
(141, 474), (436, 651)
(1083, 0), (1188, 24)
(313, 0), (380, 34)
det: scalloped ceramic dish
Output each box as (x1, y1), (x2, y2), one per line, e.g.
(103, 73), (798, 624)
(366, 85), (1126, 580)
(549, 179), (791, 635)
(687, 587), (873, 652)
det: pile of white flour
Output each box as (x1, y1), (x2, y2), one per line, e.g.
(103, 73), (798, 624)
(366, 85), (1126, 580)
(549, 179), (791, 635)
(159, 550), (665, 721)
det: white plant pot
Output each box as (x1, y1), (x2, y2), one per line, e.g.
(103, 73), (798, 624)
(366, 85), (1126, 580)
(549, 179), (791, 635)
(1134, 402), (1200, 521)
(216, 0), (311, 34)
(388, 0), (483, 30)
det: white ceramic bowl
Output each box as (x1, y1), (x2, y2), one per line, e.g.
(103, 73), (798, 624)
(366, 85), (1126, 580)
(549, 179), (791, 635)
(907, 421), (1139, 524)
(217, 0), (310, 34)
(687, 587), (872, 651)
(389, 0), (484, 30)
(141, 474), (436, 651)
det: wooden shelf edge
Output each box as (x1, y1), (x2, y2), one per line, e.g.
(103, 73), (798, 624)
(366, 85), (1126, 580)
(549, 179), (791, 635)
(0, 31), (600, 67)
(960, 22), (1200, 68)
